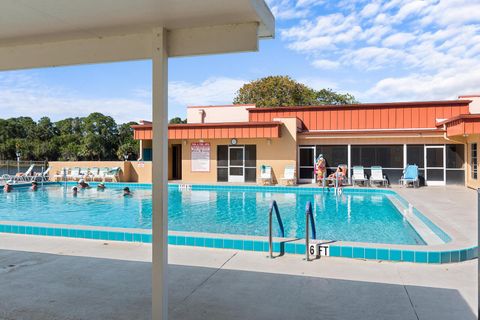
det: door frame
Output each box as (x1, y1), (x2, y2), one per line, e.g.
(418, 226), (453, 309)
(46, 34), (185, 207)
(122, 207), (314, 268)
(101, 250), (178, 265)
(298, 146), (316, 183)
(228, 145), (245, 182)
(424, 145), (446, 186)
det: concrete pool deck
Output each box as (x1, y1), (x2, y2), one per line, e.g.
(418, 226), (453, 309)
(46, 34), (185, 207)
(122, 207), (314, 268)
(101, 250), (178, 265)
(0, 233), (477, 320)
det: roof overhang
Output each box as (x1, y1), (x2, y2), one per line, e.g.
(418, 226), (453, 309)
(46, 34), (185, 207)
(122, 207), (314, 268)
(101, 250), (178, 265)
(0, 0), (274, 70)
(133, 121), (282, 140)
(437, 114), (480, 137)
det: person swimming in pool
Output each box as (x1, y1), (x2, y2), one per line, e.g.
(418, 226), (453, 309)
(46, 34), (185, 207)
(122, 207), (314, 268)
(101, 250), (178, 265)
(97, 182), (106, 190)
(72, 186), (78, 196)
(78, 179), (90, 189)
(31, 181), (38, 191)
(123, 187), (132, 197)
(3, 182), (12, 193)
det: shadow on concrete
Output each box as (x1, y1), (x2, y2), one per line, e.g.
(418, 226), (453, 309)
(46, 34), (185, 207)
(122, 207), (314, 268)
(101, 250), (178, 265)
(0, 249), (476, 320)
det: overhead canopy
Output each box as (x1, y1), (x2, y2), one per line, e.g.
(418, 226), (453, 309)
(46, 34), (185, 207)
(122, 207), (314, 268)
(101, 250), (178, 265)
(0, 0), (274, 70)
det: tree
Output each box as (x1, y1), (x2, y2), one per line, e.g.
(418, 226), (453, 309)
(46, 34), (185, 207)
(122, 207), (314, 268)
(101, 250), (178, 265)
(0, 113), (141, 161)
(169, 117), (187, 124)
(233, 75), (358, 107)
(117, 122), (139, 160)
(81, 113), (119, 160)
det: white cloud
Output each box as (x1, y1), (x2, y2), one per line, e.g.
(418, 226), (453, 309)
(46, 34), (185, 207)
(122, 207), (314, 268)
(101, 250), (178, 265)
(0, 72), (151, 123)
(312, 59), (340, 70)
(169, 77), (246, 107)
(0, 73), (249, 122)
(382, 32), (415, 47)
(266, 0), (324, 20)
(360, 2), (381, 18)
(278, 0), (480, 101)
(363, 63), (480, 102)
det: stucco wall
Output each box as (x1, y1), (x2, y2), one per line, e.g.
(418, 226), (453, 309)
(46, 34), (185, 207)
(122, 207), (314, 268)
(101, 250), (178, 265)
(187, 105), (252, 124)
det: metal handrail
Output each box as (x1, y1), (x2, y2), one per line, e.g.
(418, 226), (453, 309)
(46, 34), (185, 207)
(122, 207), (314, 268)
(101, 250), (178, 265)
(268, 200), (285, 258)
(305, 201), (317, 261)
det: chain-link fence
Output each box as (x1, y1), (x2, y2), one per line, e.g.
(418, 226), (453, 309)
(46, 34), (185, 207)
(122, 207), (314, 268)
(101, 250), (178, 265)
(0, 160), (48, 176)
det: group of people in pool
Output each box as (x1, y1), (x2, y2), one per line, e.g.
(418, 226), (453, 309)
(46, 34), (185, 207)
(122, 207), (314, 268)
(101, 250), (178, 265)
(3, 181), (39, 193)
(3, 178), (132, 197)
(71, 179), (132, 197)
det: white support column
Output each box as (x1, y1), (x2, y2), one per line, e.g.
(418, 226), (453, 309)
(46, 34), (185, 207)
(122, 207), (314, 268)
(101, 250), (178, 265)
(139, 139), (144, 160)
(347, 144), (351, 184)
(152, 28), (168, 320)
(403, 144), (407, 168)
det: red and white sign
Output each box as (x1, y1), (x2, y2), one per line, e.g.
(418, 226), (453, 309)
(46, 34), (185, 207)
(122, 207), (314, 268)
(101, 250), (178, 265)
(191, 142), (210, 172)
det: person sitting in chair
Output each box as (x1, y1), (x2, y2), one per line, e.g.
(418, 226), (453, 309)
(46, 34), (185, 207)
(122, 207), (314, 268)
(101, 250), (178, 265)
(327, 166), (345, 187)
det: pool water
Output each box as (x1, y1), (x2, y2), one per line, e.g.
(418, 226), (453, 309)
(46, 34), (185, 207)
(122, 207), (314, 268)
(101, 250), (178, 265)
(0, 185), (425, 245)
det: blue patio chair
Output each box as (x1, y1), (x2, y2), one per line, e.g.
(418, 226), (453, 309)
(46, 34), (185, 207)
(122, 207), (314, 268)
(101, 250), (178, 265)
(399, 164), (419, 188)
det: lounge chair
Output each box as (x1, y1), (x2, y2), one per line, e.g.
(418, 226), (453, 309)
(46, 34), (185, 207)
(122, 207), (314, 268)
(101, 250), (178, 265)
(96, 167), (110, 181)
(34, 167), (51, 182)
(280, 164), (296, 185)
(104, 167), (121, 182)
(87, 167), (99, 181)
(399, 165), (419, 188)
(69, 167), (82, 181)
(53, 168), (68, 181)
(369, 166), (388, 187)
(352, 166), (367, 187)
(259, 165), (273, 185)
(13, 164), (35, 182)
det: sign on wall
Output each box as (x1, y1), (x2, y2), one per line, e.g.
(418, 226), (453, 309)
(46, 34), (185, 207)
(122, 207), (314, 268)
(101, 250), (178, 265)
(191, 142), (210, 172)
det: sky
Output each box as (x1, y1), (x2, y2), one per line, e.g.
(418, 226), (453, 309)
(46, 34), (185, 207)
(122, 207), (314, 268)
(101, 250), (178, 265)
(0, 0), (479, 124)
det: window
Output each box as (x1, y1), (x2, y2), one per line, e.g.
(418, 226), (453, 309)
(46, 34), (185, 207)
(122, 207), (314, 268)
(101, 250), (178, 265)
(446, 144), (465, 186)
(446, 144), (464, 169)
(471, 143), (477, 180)
(244, 145), (256, 182)
(351, 145), (403, 168)
(407, 145), (424, 168)
(315, 145), (348, 168)
(217, 145), (228, 182)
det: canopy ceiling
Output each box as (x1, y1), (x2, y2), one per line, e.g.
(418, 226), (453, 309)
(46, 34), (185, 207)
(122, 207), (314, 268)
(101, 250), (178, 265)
(0, 0), (274, 69)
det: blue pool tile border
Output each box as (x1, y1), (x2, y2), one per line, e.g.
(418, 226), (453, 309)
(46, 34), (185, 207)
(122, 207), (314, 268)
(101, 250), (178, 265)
(0, 222), (476, 264)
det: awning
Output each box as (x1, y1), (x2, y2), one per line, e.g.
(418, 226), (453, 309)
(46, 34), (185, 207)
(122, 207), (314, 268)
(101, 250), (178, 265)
(437, 114), (480, 137)
(132, 121), (282, 140)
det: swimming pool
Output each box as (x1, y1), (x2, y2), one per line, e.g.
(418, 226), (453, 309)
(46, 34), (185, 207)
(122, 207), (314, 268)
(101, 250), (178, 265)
(0, 184), (426, 245)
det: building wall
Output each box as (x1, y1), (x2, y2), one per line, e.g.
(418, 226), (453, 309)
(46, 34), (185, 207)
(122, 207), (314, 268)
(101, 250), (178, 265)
(177, 118), (298, 184)
(187, 105), (252, 123)
(460, 95), (480, 114)
(250, 103), (469, 131)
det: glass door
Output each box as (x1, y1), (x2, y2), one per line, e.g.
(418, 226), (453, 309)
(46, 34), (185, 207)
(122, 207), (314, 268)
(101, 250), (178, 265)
(228, 146), (244, 182)
(424, 145), (445, 186)
(298, 146), (316, 183)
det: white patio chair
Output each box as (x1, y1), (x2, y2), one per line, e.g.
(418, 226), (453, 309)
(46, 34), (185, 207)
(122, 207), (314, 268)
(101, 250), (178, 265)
(280, 164), (296, 185)
(369, 166), (388, 187)
(259, 165), (273, 185)
(352, 166), (367, 187)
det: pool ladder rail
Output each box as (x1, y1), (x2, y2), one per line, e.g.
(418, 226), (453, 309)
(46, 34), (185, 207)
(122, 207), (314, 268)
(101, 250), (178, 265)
(267, 200), (318, 261)
(305, 201), (317, 261)
(267, 200), (285, 259)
